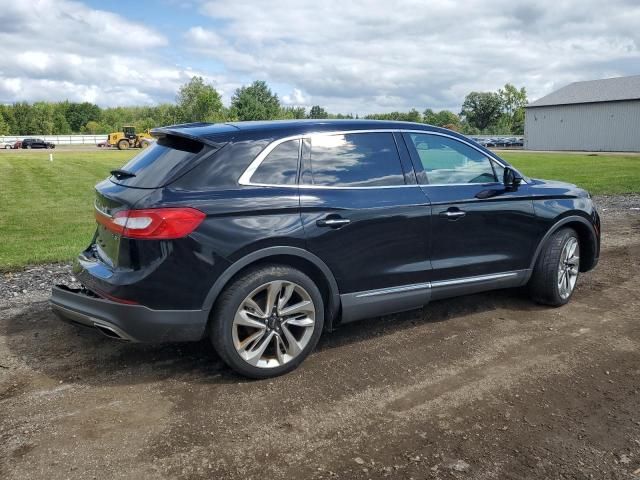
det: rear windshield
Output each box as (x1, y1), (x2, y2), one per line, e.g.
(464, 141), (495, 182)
(110, 135), (217, 188)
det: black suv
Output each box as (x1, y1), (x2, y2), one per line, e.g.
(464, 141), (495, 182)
(51, 120), (600, 378)
(22, 138), (55, 149)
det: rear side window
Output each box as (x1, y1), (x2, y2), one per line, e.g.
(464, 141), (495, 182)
(406, 134), (497, 185)
(307, 132), (404, 187)
(250, 139), (300, 185)
(111, 135), (213, 188)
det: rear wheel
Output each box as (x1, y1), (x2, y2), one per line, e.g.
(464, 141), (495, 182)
(529, 228), (580, 306)
(139, 140), (150, 148)
(211, 265), (324, 378)
(117, 139), (130, 150)
(26, 145), (32, 149)
(4, 145), (10, 149)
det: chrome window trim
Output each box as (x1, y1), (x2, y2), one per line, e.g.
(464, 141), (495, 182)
(238, 129), (527, 188)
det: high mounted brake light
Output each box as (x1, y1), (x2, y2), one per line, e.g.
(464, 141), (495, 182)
(95, 207), (205, 240)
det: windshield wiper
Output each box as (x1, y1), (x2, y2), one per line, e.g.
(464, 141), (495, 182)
(110, 169), (136, 180)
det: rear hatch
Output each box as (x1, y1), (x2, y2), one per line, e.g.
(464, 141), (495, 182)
(92, 134), (222, 267)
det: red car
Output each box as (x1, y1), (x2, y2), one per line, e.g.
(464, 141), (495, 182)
(13, 140), (22, 149)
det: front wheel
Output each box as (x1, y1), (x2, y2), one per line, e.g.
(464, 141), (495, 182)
(210, 265), (324, 379)
(529, 228), (580, 306)
(117, 139), (130, 150)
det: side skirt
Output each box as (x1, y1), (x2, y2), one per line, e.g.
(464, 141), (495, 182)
(340, 270), (530, 324)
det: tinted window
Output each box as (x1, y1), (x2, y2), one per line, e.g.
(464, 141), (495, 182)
(251, 139), (300, 185)
(408, 134), (497, 184)
(111, 135), (213, 188)
(308, 133), (404, 187)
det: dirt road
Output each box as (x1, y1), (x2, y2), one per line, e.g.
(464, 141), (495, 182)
(1, 203), (639, 479)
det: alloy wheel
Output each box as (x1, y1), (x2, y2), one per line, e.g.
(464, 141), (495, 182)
(558, 237), (580, 299)
(232, 281), (316, 368)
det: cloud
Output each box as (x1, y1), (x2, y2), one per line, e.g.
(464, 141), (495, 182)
(282, 88), (307, 105)
(0, 0), (207, 106)
(1, 0), (639, 113)
(189, 0), (640, 113)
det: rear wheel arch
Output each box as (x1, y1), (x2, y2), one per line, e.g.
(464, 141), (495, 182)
(203, 247), (341, 334)
(529, 215), (598, 274)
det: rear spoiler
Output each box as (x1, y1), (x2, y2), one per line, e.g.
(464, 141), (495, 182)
(151, 122), (239, 148)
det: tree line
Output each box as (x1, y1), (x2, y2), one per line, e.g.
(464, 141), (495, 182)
(0, 77), (526, 136)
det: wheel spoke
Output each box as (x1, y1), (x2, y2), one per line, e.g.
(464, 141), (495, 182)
(234, 309), (266, 329)
(277, 283), (295, 312)
(284, 317), (314, 328)
(265, 281), (283, 315)
(237, 329), (265, 352)
(567, 255), (580, 266)
(279, 300), (314, 317)
(243, 297), (267, 318)
(244, 331), (276, 366)
(275, 335), (287, 365)
(281, 324), (303, 356)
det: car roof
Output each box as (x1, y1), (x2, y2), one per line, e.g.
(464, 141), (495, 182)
(151, 119), (460, 145)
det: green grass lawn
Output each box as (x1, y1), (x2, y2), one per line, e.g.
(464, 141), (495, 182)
(0, 149), (638, 270)
(502, 151), (640, 195)
(0, 150), (133, 271)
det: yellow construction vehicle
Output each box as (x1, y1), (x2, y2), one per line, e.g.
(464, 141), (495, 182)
(107, 126), (153, 150)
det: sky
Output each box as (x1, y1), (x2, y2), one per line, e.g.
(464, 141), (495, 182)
(0, 0), (639, 114)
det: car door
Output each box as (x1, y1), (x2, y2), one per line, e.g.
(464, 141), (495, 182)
(402, 131), (540, 289)
(298, 131), (432, 320)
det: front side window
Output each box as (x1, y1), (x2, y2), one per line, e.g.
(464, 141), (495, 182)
(308, 132), (404, 187)
(251, 139), (300, 185)
(407, 133), (497, 185)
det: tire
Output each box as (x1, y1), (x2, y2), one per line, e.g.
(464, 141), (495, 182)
(139, 140), (150, 148)
(26, 145), (32, 149)
(4, 145), (10, 150)
(210, 264), (325, 379)
(529, 228), (580, 306)
(117, 139), (130, 150)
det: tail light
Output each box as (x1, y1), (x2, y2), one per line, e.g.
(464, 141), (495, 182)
(96, 207), (205, 240)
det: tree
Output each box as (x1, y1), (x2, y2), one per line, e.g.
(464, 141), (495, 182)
(423, 109), (460, 128)
(498, 83), (527, 134)
(0, 112), (7, 135)
(176, 76), (224, 123)
(308, 105), (328, 119)
(230, 80), (281, 121)
(460, 92), (503, 131)
(66, 102), (101, 132)
(82, 120), (102, 134)
(280, 106), (306, 119)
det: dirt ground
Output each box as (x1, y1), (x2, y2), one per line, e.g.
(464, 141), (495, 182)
(1, 206), (639, 479)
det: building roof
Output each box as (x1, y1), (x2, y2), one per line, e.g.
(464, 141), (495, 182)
(527, 75), (640, 108)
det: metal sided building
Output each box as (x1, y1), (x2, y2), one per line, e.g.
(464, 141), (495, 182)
(525, 75), (640, 152)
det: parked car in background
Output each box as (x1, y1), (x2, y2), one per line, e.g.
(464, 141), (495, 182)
(13, 140), (22, 149)
(97, 141), (112, 148)
(21, 138), (55, 149)
(0, 140), (13, 149)
(51, 120), (600, 378)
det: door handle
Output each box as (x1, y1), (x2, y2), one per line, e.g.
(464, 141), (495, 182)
(439, 209), (466, 220)
(316, 217), (351, 228)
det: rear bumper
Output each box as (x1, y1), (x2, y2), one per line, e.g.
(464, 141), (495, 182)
(50, 285), (208, 343)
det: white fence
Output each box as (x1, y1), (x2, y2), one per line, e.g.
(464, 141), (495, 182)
(0, 134), (108, 145)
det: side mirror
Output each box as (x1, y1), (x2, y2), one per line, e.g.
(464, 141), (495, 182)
(503, 167), (523, 191)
